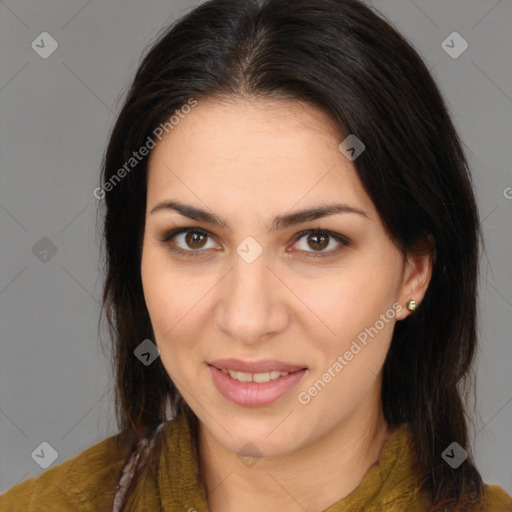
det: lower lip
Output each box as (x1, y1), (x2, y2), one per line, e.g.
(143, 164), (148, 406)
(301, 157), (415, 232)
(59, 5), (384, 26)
(208, 365), (308, 407)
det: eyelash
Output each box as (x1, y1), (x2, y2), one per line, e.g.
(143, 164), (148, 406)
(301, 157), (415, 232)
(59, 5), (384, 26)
(158, 227), (350, 259)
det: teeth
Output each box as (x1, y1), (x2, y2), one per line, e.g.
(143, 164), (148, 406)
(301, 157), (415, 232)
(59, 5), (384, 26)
(222, 369), (290, 382)
(229, 369), (252, 382)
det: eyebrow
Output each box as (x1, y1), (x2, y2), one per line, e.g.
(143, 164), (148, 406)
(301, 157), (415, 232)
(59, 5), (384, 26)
(149, 199), (370, 231)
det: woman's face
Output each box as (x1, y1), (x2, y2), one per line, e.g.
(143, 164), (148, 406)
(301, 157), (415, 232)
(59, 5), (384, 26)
(141, 97), (430, 457)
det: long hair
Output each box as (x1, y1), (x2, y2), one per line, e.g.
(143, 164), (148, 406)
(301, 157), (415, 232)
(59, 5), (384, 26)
(98, 0), (484, 509)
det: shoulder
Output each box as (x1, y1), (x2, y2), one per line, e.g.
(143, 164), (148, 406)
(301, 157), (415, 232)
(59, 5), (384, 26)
(384, 427), (512, 512)
(480, 484), (512, 511)
(0, 431), (133, 512)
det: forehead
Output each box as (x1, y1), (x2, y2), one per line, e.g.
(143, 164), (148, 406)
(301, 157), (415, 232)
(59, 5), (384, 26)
(146, 97), (375, 220)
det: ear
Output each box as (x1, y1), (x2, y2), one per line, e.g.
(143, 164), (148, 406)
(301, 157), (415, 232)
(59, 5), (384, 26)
(395, 235), (435, 321)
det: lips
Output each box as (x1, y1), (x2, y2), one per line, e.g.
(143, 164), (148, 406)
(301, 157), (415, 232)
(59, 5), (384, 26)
(208, 358), (307, 373)
(208, 364), (308, 407)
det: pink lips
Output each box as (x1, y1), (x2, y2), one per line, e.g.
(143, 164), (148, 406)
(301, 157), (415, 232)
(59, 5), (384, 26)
(207, 358), (308, 407)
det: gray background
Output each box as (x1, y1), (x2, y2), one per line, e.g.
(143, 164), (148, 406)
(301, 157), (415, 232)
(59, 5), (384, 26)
(1, 0), (511, 497)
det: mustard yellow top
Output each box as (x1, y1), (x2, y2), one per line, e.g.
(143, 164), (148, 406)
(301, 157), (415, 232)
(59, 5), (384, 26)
(1, 414), (510, 511)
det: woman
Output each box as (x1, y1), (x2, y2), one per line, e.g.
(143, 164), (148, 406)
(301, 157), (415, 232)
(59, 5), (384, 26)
(1, 0), (510, 510)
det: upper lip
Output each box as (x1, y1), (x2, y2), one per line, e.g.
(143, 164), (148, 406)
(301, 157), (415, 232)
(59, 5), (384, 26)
(208, 358), (307, 373)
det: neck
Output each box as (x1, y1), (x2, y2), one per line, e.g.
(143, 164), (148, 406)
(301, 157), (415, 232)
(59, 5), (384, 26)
(197, 389), (394, 512)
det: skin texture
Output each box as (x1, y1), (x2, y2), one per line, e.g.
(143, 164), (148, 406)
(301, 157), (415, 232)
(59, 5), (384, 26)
(141, 97), (433, 512)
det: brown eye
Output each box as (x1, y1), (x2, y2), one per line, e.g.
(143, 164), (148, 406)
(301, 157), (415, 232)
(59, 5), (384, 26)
(159, 227), (217, 258)
(292, 228), (350, 258)
(184, 230), (208, 249)
(306, 232), (329, 251)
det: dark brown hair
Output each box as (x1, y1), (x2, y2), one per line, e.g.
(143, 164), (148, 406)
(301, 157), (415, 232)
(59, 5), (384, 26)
(98, 0), (485, 509)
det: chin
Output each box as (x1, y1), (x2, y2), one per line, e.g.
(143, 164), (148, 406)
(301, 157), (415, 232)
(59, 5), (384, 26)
(201, 412), (307, 457)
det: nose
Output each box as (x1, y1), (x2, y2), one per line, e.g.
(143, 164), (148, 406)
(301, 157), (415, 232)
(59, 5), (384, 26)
(214, 252), (289, 345)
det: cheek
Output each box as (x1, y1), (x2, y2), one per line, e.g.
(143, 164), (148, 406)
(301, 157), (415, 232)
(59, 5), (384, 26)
(292, 250), (402, 405)
(295, 260), (400, 344)
(295, 276), (397, 415)
(141, 247), (211, 374)
(142, 245), (195, 332)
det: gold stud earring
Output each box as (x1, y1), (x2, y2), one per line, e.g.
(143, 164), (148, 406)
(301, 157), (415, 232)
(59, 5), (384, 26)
(406, 300), (417, 311)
